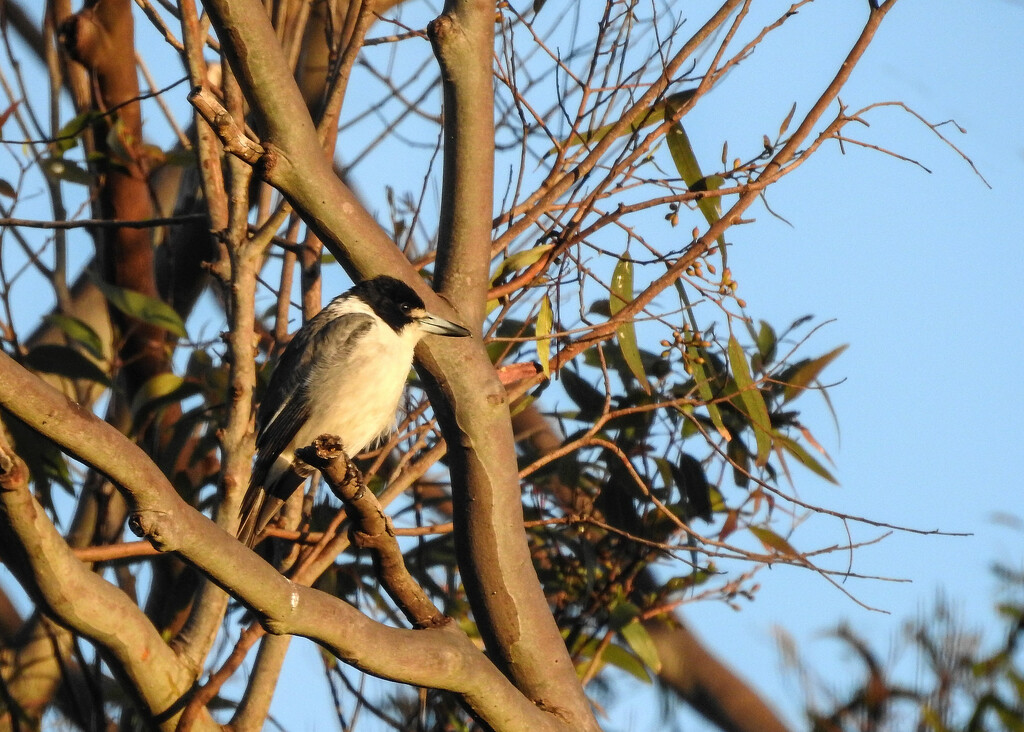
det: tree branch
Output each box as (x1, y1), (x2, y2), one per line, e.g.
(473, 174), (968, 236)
(59, 0), (169, 399)
(0, 434), (216, 732)
(193, 1), (599, 724)
(645, 618), (792, 732)
(199, 0), (414, 281)
(505, 0), (900, 403)
(414, 3), (601, 725)
(304, 436), (446, 629)
(428, 1), (495, 328)
(0, 616), (75, 729)
(0, 353), (577, 731)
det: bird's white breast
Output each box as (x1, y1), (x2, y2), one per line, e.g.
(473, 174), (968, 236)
(289, 308), (420, 459)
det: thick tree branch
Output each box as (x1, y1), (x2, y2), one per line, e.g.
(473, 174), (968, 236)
(199, 0), (414, 282)
(0, 0), (44, 59)
(192, 2), (598, 725)
(0, 616), (75, 729)
(0, 353), (578, 731)
(230, 634), (290, 731)
(59, 0), (168, 399)
(428, 1), (495, 327)
(424, 1), (598, 725)
(170, 68), (262, 677)
(0, 435), (216, 732)
(305, 436), (446, 629)
(645, 618), (792, 732)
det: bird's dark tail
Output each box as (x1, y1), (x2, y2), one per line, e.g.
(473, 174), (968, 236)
(237, 468), (308, 547)
(236, 494), (266, 547)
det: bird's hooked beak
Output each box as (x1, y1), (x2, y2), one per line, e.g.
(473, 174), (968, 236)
(417, 312), (472, 337)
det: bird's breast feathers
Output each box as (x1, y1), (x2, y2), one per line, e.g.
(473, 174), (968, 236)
(291, 311), (419, 456)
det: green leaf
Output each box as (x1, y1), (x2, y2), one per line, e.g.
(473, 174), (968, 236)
(675, 279), (729, 440)
(509, 393), (535, 419)
(667, 568), (714, 593)
(2, 411), (72, 507)
(669, 453), (713, 522)
(54, 111), (99, 154)
(755, 320), (777, 365)
(620, 621), (662, 673)
(726, 437), (751, 488)
(161, 148), (198, 168)
(749, 319), (777, 374)
(41, 157), (93, 186)
(553, 89), (698, 153)
(560, 368), (605, 421)
(559, 111), (664, 151)
(583, 640), (651, 683)
(44, 314), (105, 360)
(91, 274), (187, 338)
(666, 118), (703, 186)
(610, 257), (650, 393)
(781, 344), (848, 402)
(687, 349), (729, 440)
(728, 336), (772, 466)
(665, 94), (725, 248)
(536, 294), (553, 377)
(23, 344), (110, 386)
(130, 373), (202, 421)
(491, 244), (554, 284)
(773, 431), (838, 484)
(609, 601), (642, 629)
(749, 526), (801, 558)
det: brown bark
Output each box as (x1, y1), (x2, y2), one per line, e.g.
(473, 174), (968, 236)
(0, 431), (217, 731)
(0, 0), (44, 60)
(646, 619), (792, 732)
(59, 0), (167, 398)
(0, 616), (74, 730)
(0, 1), (903, 728)
(426, 2), (597, 726)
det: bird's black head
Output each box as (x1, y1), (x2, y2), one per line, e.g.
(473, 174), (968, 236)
(350, 276), (426, 332)
(349, 276), (471, 338)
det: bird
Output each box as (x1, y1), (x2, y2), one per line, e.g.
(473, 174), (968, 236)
(237, 275), (471, 546)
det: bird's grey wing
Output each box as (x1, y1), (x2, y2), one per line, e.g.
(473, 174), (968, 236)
(306, 310), (375, 362)
(252, 315), (320, 437)
(247, 392), (310, 497)
(237, 392), (310, 546)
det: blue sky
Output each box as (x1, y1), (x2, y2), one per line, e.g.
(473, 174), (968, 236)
(666, 1), (1024, 727)
(2, 1), (1023, 729)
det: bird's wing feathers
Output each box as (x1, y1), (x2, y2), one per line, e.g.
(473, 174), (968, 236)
(253, 317), (318, 437)
(248, 393), (310, 491)
(308, 309), (376, 360)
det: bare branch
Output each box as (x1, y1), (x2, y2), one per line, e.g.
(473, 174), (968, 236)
(305, 436), (446, 629)
(187, 86), (265, 165)
(0, 433), (217, 732)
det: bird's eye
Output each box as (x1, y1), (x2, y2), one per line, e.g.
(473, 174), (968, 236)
(400, 302), (412, 313)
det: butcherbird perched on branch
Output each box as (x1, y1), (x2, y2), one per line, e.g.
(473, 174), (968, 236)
(238, 276), (471, 547)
